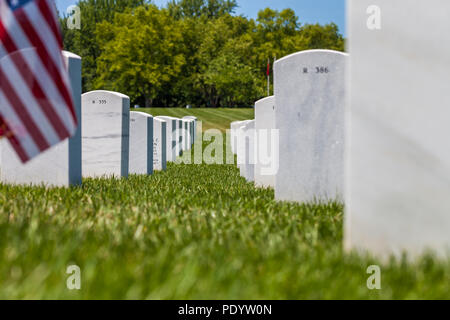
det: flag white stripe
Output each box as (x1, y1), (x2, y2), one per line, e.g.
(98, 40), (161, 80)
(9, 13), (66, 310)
(1, 54), (60, 146)
(0, 89), (39, 158)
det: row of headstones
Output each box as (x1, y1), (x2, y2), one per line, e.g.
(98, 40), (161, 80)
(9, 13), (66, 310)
(231, 49), (346, 202)
(0, 51), (198, 186)
(229, 0), (450, 259)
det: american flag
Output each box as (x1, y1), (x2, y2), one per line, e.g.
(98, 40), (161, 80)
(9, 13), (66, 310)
(0, 0), (77, 163)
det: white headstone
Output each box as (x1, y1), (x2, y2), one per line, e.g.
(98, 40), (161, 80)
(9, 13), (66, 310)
(230, 120), (249, 155)
(274, 50), (347, 203)
(235, 124), (246, 168)
(129, 111), (153, 175)
(254, 96), (277, 188)
(234, 120), (252, 168)
(345, 0), (450, 258)
(183, 116), (198, 143)
(0, 51), (82, 187)
(189, 120), (194, 146)
(170, 118), (182, 156)
(238, 120), (255, 182)
(187, 119), (195, 147)
(181, 119), (192, 151)
(176, 118), (183, 154)
(153, 117), (167, 171)
(230, 121), (241, 155)
(82, 90), (130, 178)
(155, 116), (177, 162)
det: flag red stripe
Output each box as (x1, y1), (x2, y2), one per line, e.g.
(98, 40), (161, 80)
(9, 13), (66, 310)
(0, 115), (29, 162)
(0, 68), (49, 151)
(14, 9), (77, 123)
(0, 21), (70, 139)
(37, 0), (62, 50)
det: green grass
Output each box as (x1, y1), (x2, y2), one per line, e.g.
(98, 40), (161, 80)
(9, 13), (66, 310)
(0, 109), (448, 299)
(138, 107), (254, 132)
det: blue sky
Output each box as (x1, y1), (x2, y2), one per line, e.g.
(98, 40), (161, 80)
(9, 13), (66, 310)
(56, 0), (346, 35)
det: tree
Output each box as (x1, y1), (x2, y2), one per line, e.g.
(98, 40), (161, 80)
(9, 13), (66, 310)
(59, 1), (345, 107)
(95, 5), (185, 108)
(204, 51), (262, 107)
(299, 23), (345, 51)
(167, 0), (237, 19)
(60, 0), (148, 92)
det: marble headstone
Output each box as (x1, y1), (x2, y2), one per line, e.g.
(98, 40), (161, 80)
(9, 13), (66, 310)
(82, 90), (130, 178)
(183, 116), (197, 143)
(177, 118), (183, 154)
(230, 121), (240, 155)
(274, 50), (347, 203)
(345, 0), (450, 258)
(170, 118), (181, 156)
(238, 120), (255, 182)
(231, 120), (249, 155)
(153, 117), (167, 171)
(235, 124), (246, 168)
(234, 120), (252, 168)
(129, 111), (153, 175)
(254, 96), (277, 188)
(155, 116), (177, 162)
(189, 120), (194, 146)
(0, 51), (82, 187)
(186, 119), (195, 147)
(181, 119), (190, 151)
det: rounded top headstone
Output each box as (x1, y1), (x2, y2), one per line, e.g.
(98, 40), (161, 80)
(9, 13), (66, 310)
(62, 51), (81, 60)
(156, 116), (177, 120)
(130, 111), (153, 118)
(82, 90), (129, 100)
(275, 49), (348, 65)
(255, 96), (274, 104)
(152, 117), (166, 124)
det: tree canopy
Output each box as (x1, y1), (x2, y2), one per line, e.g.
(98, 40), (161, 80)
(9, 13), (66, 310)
(60, 0), (345, 108)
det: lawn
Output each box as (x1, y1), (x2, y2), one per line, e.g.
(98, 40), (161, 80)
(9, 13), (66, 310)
(138, 107), (254, 132)
(0, 108), (448, 299)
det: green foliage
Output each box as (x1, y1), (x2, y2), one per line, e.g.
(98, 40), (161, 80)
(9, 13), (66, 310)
(95, 5), (185, 107)
(60, 0), (345, 107)
(60, 0), (148, 91)
(167, 0), (237, 19)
